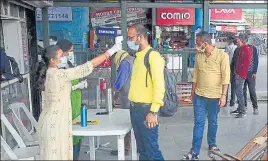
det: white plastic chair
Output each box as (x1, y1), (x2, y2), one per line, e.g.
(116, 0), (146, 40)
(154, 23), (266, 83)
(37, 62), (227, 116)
(1, 114), (40, 160)
(1, 136), (39, 160)
(8, 102), (39, 146)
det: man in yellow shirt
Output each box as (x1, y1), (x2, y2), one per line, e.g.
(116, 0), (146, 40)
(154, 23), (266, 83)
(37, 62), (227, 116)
(128, 24), (165, 160)
(182, 31), (230, 160)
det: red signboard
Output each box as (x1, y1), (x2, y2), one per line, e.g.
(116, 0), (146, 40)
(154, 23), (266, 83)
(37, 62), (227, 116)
(211, 9), (242, 21)
(157, 8), (195, 26)
(221, 26), (238, 33)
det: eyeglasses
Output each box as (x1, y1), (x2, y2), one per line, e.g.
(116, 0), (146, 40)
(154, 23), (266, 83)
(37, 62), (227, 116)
(127, 35), (136, 41)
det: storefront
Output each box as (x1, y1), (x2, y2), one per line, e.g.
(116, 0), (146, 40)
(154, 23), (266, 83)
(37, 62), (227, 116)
(89, 7), (150, 49)
(155, 8), (196, 49)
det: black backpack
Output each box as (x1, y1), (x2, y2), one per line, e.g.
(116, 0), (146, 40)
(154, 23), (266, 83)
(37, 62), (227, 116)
(0, 49), (23, 83)
(144, 48), (179, 117)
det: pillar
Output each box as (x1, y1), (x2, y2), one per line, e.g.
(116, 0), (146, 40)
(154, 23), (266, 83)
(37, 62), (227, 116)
(42, 7), (49, 48)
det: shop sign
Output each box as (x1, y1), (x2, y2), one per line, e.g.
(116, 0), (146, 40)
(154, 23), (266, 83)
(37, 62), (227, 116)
(210, 9), (242, 21)
(36, 7), (72, 21)
(250, 27), (267, 34)
(157, 8), (195, 26)
(209, 26), (217, 33)
(96, 27), (117, 37)
(90, 8), (147, 27)
(221, 26), (238, 33)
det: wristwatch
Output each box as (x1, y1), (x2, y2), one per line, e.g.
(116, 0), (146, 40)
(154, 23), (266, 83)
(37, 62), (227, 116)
(149, 111), (158, 116)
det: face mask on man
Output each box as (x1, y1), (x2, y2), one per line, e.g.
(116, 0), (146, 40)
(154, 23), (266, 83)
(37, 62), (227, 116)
(68, 51), (75, 65)
(57, 56), (68, 69)
(196, 43), (207, 53)
(127, 41), (139, 51)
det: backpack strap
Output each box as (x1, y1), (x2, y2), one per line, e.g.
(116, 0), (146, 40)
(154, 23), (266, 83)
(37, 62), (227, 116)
(144, 48), (155, 88)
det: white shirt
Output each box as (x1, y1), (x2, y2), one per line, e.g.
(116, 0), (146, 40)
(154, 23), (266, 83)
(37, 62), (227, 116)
(225, 43), (237, 65)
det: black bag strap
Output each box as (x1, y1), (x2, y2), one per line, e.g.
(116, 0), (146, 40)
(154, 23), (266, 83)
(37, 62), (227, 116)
(144, 48), (155, 88)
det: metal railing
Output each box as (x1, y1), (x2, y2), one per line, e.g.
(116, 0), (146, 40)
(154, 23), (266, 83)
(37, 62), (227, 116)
(72, 47), (196, 108)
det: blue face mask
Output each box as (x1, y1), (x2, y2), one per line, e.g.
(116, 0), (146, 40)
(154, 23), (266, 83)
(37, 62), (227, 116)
(57, 56), (68, 69)
(127, 41), (139, 51)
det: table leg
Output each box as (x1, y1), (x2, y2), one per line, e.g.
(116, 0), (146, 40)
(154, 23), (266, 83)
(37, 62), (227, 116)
(117, 134), (125, 160)
(89, 136), (96, 160)
(131, 129), (138, 160)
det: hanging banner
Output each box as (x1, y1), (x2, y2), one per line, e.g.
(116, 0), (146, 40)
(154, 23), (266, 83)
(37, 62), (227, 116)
(210, 9), (242, 21)
(96, 27), (117, 37)
(157, 8), (195, 26)
(36, 7), (72, 21)
(90, 8), (147, 27)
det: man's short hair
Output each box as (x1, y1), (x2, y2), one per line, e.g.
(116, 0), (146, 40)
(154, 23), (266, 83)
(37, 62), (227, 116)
(133, 24), (151, 38)
(196, 31), (212, 44)
(233, 33), (248, 43)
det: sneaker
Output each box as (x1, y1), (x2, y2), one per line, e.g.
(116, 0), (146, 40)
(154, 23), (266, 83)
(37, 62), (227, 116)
(253, 109), (259, 115)
(182, 151), (199, 160)
(235, 113), (247, 118)
(230, 109), (239, 115)
(208, 146), (221, 159)
(110, 149), (129, 156)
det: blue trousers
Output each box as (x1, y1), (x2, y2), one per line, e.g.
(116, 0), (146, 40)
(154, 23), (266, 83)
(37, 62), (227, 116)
(130, 104), (164, 160)
(191, 94), (220, 154)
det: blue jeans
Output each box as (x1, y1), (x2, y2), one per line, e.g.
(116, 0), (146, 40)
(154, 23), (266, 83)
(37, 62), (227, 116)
(192, 94), (220, 154)
(130, 103), (164, 160)
(73, 141), (81, 160)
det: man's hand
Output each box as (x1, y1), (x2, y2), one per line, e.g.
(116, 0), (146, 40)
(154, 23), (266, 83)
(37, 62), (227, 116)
(145, 112), (158, 129)
(190, 91), (195, 102)
(219, 95), (226, 108)
(252, 74), (257, 79)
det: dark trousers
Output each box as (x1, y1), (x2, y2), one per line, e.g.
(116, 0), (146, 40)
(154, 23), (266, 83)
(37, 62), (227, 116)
(130, 103), (164, 160)
(235, 76), (246, 113)
(243, 73), (258, 109)
(226, 75), (236, 105)
(73, 140), (81, 160)
(192, 94), (220, 154)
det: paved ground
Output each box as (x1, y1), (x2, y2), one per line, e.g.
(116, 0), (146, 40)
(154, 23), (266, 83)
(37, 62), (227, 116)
(78, 102), (267, 160)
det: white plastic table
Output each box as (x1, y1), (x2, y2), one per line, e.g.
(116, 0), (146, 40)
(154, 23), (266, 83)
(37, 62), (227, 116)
(72, 109), (137, 160)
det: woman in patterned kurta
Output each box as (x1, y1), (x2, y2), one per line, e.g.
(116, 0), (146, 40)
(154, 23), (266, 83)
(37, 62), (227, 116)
(35, 38), (122, 160)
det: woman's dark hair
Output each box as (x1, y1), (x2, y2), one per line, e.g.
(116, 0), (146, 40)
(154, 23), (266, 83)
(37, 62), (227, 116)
(56, 39), (73, 52)
(34, 45), (61, 91)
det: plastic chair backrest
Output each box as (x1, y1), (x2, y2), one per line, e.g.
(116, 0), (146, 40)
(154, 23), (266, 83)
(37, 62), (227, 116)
(1, 136), (19, 160)
(8, 103), (37, 142)
(0, 114), (26, 148)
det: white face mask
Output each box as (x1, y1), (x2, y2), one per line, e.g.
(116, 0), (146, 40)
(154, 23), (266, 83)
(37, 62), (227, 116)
(57, 56), (68, 69)
(68, 51), (75, 65)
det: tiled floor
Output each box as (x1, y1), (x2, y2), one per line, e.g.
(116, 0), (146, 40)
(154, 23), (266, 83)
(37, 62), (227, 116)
(78, 103), (267, 160)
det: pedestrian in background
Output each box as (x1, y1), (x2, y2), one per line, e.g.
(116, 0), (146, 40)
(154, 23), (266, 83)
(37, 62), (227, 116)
(183, 31), (230, 160)
(242, 38), (259, 115)
(110, 50), (134, 156)
(230, 33), (252, 118)
(225, 37), (237, 107)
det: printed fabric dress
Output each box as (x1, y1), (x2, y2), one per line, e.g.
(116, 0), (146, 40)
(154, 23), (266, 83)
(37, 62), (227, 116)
(37, 62), (93, 160)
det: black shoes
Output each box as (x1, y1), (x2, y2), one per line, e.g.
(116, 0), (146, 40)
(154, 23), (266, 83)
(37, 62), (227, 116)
(235, 113), (247, 118)
(230, 109), (239, 115)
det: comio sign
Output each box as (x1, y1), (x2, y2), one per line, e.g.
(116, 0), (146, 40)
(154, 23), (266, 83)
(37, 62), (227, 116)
(157, 8), (195, 26)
